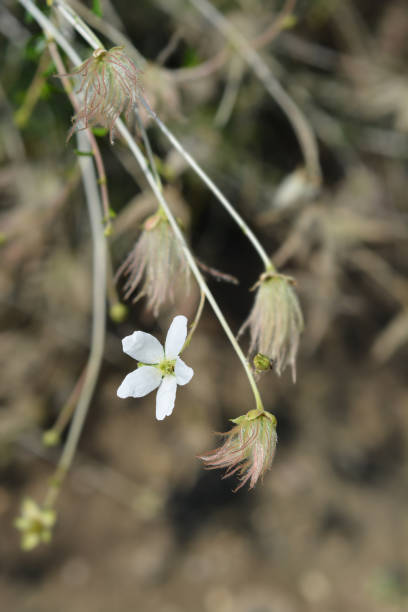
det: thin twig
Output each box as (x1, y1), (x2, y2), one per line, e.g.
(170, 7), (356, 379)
(214, 55), (244, 127)
(134, 108), (162, 190)
(182, 289), (205, 352)
(45, 130), (107, 507)
(14, 49), (51, 128)
(252, 0), (297, 49)
(168, 0), (297, 82)
(46, 366), (87, 439)
(64, 0), (146, 68)
(140, 96), (274, 271)
(188, 0), (322, 184)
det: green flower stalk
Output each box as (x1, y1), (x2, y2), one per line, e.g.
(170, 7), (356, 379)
(14, 498), (56, 550)
(199, 409), (278, 491)
(116, 211), (190, 316)
(239, 272), (304, 382)
(59, 46), (141, 143)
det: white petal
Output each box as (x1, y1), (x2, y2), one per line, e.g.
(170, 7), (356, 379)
(117, 366), (162, 398)
(175, 357), (194, 386)
(155, 376), (177, 420)
(122, 331), (164, 364)
(165, 315), (188, 359)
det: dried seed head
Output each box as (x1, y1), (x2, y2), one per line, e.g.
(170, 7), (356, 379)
(239, 272), (304, 382)
(116, 211), (190, 317)
(199, 409), (278, 491)
(59, 46), (141, 143)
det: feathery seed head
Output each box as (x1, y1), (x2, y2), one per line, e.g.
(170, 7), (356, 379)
(59, 46), (141, 144)
(116, 211), (190, 316)
(199, 409), (278, 491)
(239, 272), (304, 382)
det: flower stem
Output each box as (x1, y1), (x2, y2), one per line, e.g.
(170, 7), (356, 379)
(46, 366), (87, 440)
(45, 132), (106, 508)
(139, 96), (274, 272)
(182, 289), (206, 353)
(134, 108), (162, 191)
(55, 0), (104, 49)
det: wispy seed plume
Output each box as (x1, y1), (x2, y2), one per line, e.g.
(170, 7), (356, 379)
(58, 46), (141, 143)
(239, 272), (304, 382)
(199, 409), (278, 491)
(116, 210), (190, 317)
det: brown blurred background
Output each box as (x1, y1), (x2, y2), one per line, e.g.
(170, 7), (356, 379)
(1, 1), (407, 611)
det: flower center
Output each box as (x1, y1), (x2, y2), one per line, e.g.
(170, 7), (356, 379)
(159, 359), (176, 376)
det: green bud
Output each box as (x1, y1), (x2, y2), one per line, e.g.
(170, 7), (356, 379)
(42, 430), (60, 447)
(109, 302), (128, 323)
(253, 353), (271, 371)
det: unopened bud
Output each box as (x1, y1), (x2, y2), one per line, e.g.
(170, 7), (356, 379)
(42, 430), (60, 447)
(253, 353), (271, 372)
(109, 302), (128, 323)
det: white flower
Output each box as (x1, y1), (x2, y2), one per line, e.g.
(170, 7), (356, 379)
(117, 315), (194, 420)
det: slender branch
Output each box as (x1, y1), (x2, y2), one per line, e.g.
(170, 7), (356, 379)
(165, 0), (297, 82)
(64, 0), (146, 68)
(14, 49), (51, 128)
(140, 96), (274, 271)
(182, 289), (206, 352)
(172, 49), (226, 83)
(214, 55), (244, 127)
(188, 0), (322, 184)
(45, 366), (87, 440)
(134, 108), (162, 190)
(45, 130), (107, 507)
(55, 0), (104, 48)
(252, 0), (297, 49)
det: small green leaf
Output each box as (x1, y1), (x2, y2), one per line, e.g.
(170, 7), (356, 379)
(92, 0), (103, 17)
